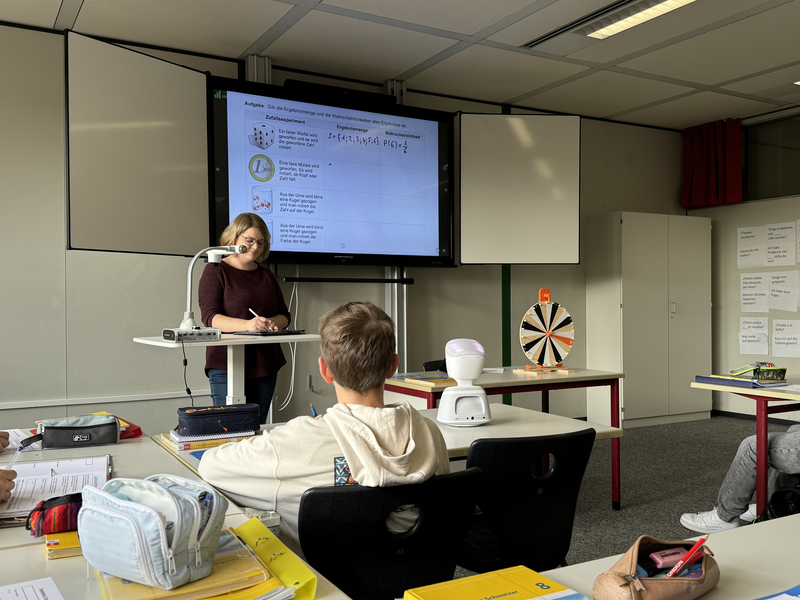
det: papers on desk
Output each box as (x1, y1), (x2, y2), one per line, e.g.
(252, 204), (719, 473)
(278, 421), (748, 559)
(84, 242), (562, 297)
(755, 584), (800, 599)
(0, 577), (65, 600)
(0, 455), (111, 518)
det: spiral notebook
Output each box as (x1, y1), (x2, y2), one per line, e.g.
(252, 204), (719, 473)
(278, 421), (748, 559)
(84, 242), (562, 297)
(169, 429), (257, 444)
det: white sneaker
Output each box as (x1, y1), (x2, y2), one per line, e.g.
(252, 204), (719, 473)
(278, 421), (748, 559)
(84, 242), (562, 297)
(680, 508), (740, 534)
(739, 503), (758, 523)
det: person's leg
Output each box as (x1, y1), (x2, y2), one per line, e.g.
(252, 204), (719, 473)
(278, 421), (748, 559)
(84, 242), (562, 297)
(682, 427), (800, 533)
(715, 429), (800, 520)
(207, 369), (228, 406)
(245, 373), (278, 424)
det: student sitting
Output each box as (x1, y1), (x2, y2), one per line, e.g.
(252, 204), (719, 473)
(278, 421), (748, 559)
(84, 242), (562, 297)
(198, 301), (450, 558)
(680, 424), (800, 533)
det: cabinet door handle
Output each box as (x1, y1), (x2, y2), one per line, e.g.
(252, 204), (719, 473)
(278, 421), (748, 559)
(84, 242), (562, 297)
(670, 302), (678, 314)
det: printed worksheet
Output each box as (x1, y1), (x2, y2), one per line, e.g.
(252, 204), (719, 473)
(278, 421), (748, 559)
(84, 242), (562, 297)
(0, 578), (65, 600)
(0, 455), (110, 518)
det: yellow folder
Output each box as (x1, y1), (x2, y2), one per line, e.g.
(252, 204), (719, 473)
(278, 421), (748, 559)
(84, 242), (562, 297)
(234, 518), (317, 600)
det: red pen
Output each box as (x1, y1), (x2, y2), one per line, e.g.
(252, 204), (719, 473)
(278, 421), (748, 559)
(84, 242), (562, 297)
(665, 534), (709, 578)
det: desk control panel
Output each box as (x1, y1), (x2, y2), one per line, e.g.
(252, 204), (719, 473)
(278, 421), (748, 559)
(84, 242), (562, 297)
(162, 327), (221, 342)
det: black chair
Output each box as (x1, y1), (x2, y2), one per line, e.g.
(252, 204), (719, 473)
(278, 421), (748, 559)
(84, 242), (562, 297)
(298, 468), (482, 600)
(458, 428), (596, 573)
(422, 359), (446, 372)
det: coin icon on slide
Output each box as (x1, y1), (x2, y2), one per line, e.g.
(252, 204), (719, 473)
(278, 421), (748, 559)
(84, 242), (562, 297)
(249, 155), (275, 182)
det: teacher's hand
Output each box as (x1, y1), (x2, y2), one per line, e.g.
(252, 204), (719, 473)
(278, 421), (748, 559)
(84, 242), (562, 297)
(0, 431), (9, 450)
(0, 469), (16, 501)
(248, 316), (271, 332)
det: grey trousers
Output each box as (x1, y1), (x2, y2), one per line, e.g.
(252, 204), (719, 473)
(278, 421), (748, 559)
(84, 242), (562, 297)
(717, 424), (800, 521)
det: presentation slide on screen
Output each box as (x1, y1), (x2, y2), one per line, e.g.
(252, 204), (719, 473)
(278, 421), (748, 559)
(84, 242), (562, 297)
(225, 91), (442, 256)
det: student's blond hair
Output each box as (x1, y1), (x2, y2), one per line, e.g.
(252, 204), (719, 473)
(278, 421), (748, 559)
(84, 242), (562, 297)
(220, 213), (271, 263)
(319, 302), (395, 395)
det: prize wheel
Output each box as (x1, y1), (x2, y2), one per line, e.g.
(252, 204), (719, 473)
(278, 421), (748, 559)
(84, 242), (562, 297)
(519, 288), (574, 367)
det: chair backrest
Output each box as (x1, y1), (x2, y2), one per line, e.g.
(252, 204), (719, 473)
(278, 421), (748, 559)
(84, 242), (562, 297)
(422, 359), (446, 372)
(463, 428), (595, 572)
(298, 468), (481, 600)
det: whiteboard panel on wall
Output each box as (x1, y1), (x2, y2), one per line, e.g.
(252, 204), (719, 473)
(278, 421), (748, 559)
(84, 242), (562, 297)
(459, 114), (580, 264)
(67, 32), (208, 256)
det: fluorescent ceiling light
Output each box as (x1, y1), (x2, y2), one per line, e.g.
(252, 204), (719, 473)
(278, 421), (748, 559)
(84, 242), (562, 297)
(586, 0), (697, 40)
(794, 81), (800, 86)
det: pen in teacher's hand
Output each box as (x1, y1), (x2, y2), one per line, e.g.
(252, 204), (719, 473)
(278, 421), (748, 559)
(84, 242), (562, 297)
(249, 308), (275, 331)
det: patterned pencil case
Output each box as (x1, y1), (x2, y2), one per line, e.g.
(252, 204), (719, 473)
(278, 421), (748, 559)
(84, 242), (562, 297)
(26, 492), (82, 537)
(176, 404), (260, 436)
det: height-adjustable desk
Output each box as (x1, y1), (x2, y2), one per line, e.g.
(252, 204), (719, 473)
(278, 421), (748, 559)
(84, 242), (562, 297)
(133, 333), (320, 405)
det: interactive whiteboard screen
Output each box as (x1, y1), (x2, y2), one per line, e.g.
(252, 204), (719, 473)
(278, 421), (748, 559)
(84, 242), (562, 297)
(67, 32), (208, 255)
(460, 114), (580, 264)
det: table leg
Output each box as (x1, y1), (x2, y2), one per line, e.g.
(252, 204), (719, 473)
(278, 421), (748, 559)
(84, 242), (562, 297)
(427, 392), (435, 409)
(226, 345), (246, 405)
(541, 389), (549, 413)
(611, 379), (621, 511)
(756, 401), (768, 514)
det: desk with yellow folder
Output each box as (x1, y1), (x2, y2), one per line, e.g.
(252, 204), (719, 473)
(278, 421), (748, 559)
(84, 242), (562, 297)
(0, 434), (351, 600)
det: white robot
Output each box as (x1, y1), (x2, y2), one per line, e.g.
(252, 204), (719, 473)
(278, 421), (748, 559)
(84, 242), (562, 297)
(436, 338), (492, 427)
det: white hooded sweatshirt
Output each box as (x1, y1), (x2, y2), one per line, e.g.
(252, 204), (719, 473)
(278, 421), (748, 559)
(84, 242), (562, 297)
(198, 401), (449, 558)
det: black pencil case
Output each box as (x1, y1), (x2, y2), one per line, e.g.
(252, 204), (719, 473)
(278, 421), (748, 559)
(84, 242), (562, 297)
(176, 404), (260, 436)
(35, 415), (120, 448)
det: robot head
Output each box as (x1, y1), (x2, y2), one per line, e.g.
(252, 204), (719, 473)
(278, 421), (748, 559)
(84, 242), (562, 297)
(445, 338), (486, 385)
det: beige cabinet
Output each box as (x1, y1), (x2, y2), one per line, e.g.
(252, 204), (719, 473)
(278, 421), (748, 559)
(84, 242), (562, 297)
(585, 212), (711, 426)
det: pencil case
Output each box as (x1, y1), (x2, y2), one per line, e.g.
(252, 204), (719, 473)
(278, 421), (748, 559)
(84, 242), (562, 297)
(25, 492), (82, 537)
(78, 474), (228, 590)
(176, 404), (260, 437)
(35, 414), (120, 448)
(593, 535), (719, 600)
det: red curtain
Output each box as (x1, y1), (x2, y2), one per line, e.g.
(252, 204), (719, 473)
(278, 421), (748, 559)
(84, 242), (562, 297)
(680, 118), (743, 209)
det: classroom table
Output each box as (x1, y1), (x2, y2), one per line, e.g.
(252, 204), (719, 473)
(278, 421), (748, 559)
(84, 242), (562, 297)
(541, 513), (800, 600)
(690, 379), (800, 514)
(133, 333), (320, 406)
(388, 367), (624, 509)
(419, 403), (622, 460)
(0, 435), (351, 600)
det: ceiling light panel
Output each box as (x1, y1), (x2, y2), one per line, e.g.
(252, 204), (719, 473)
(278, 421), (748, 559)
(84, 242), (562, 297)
(582, 0), (698, 40)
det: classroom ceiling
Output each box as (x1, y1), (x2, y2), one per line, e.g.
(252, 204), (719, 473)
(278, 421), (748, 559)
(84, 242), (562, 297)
(3, 0), (800, 130)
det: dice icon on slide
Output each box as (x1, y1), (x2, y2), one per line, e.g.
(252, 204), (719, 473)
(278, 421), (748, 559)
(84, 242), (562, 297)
(252, 123), (274, 149)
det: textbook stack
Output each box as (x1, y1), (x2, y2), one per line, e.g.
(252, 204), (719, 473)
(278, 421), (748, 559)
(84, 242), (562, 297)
(160, 430), (258, 451)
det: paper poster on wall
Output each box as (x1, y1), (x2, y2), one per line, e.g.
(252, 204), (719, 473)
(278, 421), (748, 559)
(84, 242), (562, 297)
(740, 317), (768, 332)
(766, 222), (796, 266)
(772, 320), (800, 357)
(739, 332), (768, 355)
(738, 226), (766, 269)
(769, 271), (800, 312)
(741, 273), (769, 313)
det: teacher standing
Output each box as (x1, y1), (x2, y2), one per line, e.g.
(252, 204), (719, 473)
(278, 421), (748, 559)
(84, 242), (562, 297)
(198, 213), (291, 423)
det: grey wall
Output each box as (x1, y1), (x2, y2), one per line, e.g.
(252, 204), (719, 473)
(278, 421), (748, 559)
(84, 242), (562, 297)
(692, 196), (800, 421)
(0, 24), (686, 434)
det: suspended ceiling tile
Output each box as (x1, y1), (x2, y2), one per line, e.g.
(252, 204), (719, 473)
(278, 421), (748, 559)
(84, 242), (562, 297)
(568, 0), (774, 64)
(405, 45), (588, 104)
(723, 64), (800, 96)
(517, 71), (695, 119)
(321, 0), (535, 35)
(619, 92), (776, 130)
(0, 1), (62, 29)
(617, 1), (800, 86)
(486, 0), (611, 46)
(74, 0), (291, 58)
(775, 89), (800, 103)
(263, 10), (456, 83)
